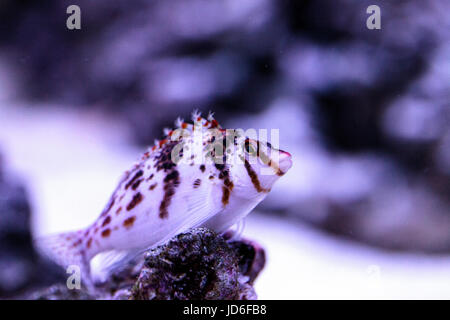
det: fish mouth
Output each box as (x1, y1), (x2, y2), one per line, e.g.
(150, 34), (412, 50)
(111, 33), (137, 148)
(277, 150), (292, 175)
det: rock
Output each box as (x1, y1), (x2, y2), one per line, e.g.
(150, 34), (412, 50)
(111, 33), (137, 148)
(227, 238), (266, 286)
(25, 228), (265, 300)
(27, 284), (94, 300)
(129, 228), (264, 300)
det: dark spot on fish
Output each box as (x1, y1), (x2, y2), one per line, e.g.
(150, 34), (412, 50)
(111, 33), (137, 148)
(193, 179), (201, 188)
(116, 207), (122, 215)
(213, 161), (233, 206)
(224, 178), (234, 190)
(244, 160), (268, 193)
(86, 238), (92, 249)
(164, 170), (179, 184)
(71, 239), (82, 248)
(101, 229), (111, 238)
(221, 186), (231, 206)
(123, 216), (136, 229)
(154, 141), (178, 172)
(149, 183), (158, 190)
(218, 170), (229, 179)
(131, 179), (143, 190)
(146, 173), (154, 181)
(101, 215), (111, 227)
(69, 239), (79, 248)
(126, 192), (143, 211)
(159, 169), (180, 219)
(209, 175), (214, 180)
(199, 164), (205, 172)
(125, 170), (144, 189)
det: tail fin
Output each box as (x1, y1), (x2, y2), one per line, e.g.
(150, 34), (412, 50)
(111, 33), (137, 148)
(34, 230), (91, 284)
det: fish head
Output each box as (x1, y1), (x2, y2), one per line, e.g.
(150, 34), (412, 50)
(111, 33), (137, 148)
(226, 134), (292, 199)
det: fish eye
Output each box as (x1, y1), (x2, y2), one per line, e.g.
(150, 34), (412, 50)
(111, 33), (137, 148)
(244, 139), (256, 155)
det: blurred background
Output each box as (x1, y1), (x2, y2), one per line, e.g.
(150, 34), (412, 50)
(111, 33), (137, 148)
(0, 0), (449, 298)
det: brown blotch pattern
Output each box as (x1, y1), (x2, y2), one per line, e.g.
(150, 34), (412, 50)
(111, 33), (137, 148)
(101, 215), (111, 227)
(123, 216), (136, 229)
(149, 183), (157, 190)
(222, 186), (231, 206)
(199, 164), (205, 172)
(131, 179), (143, 190)
(125, 170), (144, 190)
(126, 192), (143, 211)
(193, 178), (202, 188)
(159, 169), (180, 219)
(72, 239), (82, 248)
(224, 178), (234, 190)
(101, 229), (111, 238)
(244, 160), (268, 193)
(116, 207), (122, 215)
(86, 238), (92, 249)
(213, 162), (234, 207)
(154, 141), (179, 172)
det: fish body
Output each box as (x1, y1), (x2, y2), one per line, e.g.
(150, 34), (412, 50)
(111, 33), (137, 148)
(37, 111), (292, 285)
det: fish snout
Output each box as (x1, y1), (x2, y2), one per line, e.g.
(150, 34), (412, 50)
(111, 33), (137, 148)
(277, 150), (292, 175)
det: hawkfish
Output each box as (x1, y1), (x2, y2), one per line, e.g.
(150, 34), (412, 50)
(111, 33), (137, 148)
(37, 111), (292, 286)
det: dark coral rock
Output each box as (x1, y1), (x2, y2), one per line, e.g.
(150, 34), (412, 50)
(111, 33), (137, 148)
(27, 284), (94, 300)
(29, 228), (265, 300)
(227, 239), (266, 286)
(129, 228), (263, 300)
(31, 228), (265, 300)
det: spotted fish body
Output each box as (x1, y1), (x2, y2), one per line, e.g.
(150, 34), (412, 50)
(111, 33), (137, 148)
(37, 111), (292, 284)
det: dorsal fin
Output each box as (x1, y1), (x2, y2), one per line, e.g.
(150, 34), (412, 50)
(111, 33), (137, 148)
(138, 110), (223, 159)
